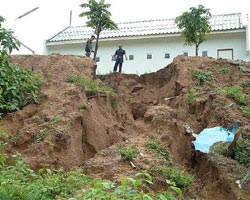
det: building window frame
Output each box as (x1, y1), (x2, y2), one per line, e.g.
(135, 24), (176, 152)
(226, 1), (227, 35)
(183, 52), (188, 56)
(129, 55), (134, 60)
(147, 53), (152, 59)
(95, 57), (100, 62)
(165, 53), (170, 59)
(202, 51), (208, 57)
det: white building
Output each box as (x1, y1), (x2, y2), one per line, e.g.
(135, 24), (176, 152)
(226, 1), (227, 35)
(44, 13), (250, 74)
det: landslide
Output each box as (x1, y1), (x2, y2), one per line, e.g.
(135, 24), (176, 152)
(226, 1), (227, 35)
(1, 54), (135, 169)
(1, 54), (250, 199)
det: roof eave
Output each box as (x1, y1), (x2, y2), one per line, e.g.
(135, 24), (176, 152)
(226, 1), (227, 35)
(46, 28), (246, 46)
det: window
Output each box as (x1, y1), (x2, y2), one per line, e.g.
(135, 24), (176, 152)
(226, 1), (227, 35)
(112, 55), (116, 61)
(147, 53), (152, 59)
(95, 57), (100, 62)
(183, 52), (188, 56)
(202, 51), (207, 57)
(165, 53), (170, 59)
(129, 55), (134, 60)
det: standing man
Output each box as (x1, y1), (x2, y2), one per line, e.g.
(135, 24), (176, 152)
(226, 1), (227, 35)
(113, 44), (128, 73)
(85, 35), (95, 57)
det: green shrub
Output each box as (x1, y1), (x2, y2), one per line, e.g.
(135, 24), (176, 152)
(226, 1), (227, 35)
(193, 69), (212, 85)
(0, 17), (42, 117)
(117, 147), (139, 161)
(233, 139), (250, 168)
(0, 66), (43, 115)
(220, 67), (231, 74)
(145, 141), (171, 160)
(0, 144), (177, 200)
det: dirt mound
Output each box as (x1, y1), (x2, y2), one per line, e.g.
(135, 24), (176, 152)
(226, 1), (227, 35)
(1, 55), (250, 199)
(1, 54), (135, 169)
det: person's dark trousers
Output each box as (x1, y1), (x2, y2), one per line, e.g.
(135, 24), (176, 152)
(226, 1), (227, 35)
(85, 51), (91, 57)
(113, 60), (123, 73)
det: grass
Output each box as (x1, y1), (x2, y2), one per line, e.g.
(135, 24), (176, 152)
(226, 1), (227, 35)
(187, 88), (196, 102)
(240, 106), (250, 118)
(241, 81), (250, 88)
(210, 142), (229, 155)
(145, 141), (171, 160)
(35, 116), (62, 144)
(150, 165), (194, 188)
(50, 116), (62, 124)
(218, 85), (247, 105)
(220, 67), (231, 74)
(117, 147), (139, 161)
(233, 139), (250, 168)
(81, 102), (88, 110)
(67, 75), (115, 94)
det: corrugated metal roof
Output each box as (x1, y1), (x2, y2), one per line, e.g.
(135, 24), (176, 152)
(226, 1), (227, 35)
(47, 13), (244, 43)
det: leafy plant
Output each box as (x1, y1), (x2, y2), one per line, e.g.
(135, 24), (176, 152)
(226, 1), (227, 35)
(81, 102), (88, 110)
(187, 88), (196, 102)
(0, 141), (179, 200)
(0, 16), (20, 56)
(193, 69), (212, 85)
(233, 139), (250, 168)
(151, 165), (194, 188)
(145, 141), (171, 160)
(220, 67), (231, 74)
(117, 147), (139, 161)
(0, 17), (42, 117)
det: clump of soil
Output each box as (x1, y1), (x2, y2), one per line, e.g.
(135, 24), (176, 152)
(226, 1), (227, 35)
(1, 54), (250, 199)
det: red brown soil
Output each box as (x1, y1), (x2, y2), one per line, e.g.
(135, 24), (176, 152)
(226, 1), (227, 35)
(1, 54), (250, 199)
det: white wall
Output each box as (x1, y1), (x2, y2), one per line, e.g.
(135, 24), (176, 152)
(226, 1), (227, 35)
(246, 25), (250, 61)
(45, 31), (247, 74)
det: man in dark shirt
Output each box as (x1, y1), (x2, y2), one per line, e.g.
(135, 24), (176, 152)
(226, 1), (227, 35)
(113, 44), (128, 73)
(85, 35), (95, 57)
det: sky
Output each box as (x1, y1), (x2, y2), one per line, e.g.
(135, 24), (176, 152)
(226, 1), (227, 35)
(0, 0), (249, 54)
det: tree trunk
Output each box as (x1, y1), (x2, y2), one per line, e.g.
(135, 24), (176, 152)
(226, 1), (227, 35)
(195, 44), (199, 56)
(93, 31), (100, 61)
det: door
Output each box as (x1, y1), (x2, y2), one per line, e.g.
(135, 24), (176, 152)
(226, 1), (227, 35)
(217, 49), (233, 60)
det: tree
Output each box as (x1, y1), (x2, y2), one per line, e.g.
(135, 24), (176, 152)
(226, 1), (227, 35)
(176, 5), (211, 56)
(0, 16), (20, 65)
(79, 0), (118, 61)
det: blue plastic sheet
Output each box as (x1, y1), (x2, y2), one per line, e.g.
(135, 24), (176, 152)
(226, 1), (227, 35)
(192, 122), (238, 153)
